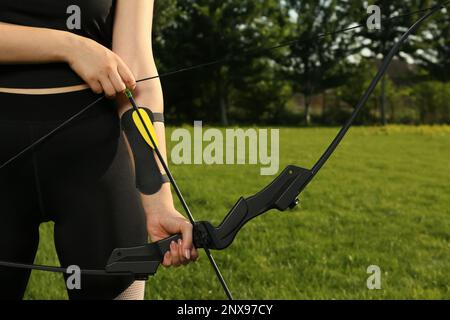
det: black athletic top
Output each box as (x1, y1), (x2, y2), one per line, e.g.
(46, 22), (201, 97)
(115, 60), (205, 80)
(0, 0), (116, 88)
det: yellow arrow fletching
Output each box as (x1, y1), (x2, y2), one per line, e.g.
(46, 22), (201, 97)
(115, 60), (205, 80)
(132, 109), (159, 149)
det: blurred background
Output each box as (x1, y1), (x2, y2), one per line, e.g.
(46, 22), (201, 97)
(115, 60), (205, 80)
(153, 0), (449, 127)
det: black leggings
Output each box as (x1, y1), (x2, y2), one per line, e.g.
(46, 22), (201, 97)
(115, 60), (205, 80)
(0, 90), (147, 300)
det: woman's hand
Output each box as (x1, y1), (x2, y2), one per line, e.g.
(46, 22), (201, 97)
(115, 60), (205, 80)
(64, 34), (136, 98)
(145, 203), (199, 267)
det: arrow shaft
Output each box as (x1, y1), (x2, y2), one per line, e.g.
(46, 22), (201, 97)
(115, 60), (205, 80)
(125, 89), (233, 300)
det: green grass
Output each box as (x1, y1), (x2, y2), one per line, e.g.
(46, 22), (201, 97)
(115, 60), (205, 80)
(25, 125), (450, 300)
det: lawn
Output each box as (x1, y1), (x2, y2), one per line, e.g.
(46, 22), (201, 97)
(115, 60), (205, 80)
(25, 125), (450, 299)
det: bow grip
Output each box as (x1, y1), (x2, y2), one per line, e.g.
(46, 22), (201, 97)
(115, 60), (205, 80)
(105, 234), (182, 279)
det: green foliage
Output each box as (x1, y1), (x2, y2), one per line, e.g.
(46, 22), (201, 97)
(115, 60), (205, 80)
(153, 0), (178, 33)
(332, 65), (450, 125)
(414, 5), (450, 82)
(357, 0), (434, 56)
(154, 0), (286, 125)
(332, 60), (384, 124)
(149, 1), (450, 126)
(276, 0), (357, 124)
(411, 81), (450, 123)
(25, 126), (450, 299)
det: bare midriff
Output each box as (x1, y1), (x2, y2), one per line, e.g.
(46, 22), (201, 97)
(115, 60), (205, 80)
(0, 83), (89, 95)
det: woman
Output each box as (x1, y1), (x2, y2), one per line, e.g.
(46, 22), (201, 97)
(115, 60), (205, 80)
(0, 0), (198, 300)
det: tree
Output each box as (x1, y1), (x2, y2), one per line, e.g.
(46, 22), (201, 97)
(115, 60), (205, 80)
(356, 0), (435, 125)
(412, 6), (450, 124)
(414, 6), (450, 82)
(279, 0), (357, 125)
(154, 0), (284, 125)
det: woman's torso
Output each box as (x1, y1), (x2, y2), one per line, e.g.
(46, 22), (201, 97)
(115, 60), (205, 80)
(0, 0), (116, 89)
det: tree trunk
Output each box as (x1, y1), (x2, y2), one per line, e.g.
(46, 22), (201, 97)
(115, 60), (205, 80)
(304, 93), (311, 125)
(220, 96), (228, 126)
(380, 74), (387, 126)
(390, 98), (395, 123)
(322, 92), (327, 116)
(217, 79), (228, 126)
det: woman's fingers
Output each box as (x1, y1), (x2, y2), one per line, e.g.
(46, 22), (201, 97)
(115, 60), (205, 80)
(146, 210), (201, 268)
(169, 240), (182, 267)
(108, 71), (127, 94)
(191, 247), (199, 261)
(99, 75), (117, 98)
(98, 62), (135, 98)
(178, 239), (190, 266)
(107, 58), (136, 95)
(70, 39), (135, 97)
(178, 220), (194, 259)
(162, 251), (171, 267)
(98, 66), (134, 98)
(88, 79), (103, 94)
(117, 58), (136, 90)
(163, 239), (197, 267)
